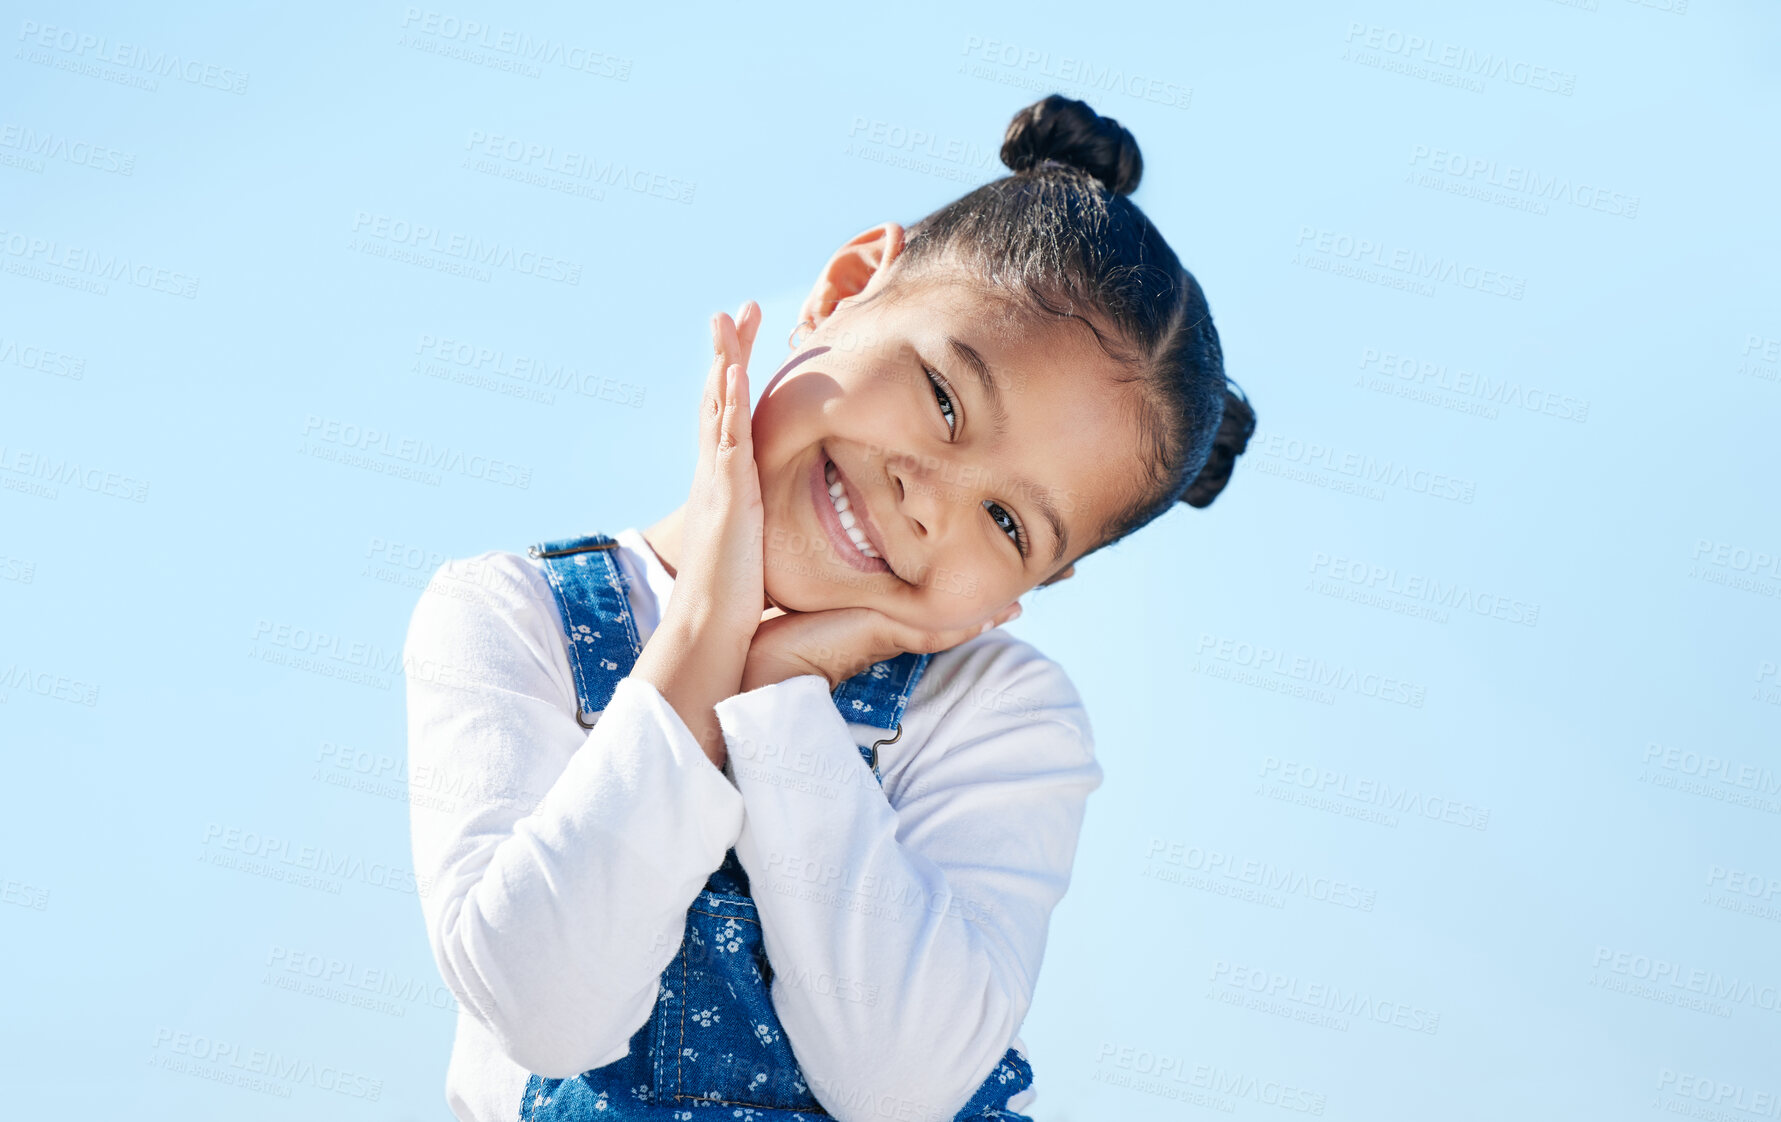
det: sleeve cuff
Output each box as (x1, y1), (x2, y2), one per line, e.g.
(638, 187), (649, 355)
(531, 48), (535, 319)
(714, 674), (860, 788)
(613, 673), (746, 847)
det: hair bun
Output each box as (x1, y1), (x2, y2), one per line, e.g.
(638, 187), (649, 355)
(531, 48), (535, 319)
(1000, 94), (1143, 196)
(1181, 384), (1256, 509)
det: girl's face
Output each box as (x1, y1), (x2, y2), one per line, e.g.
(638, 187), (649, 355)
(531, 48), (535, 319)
(750, 268), (1147, 633)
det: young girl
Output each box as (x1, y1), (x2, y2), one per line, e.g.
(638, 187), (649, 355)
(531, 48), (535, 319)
(403, 94), (1255, 1122)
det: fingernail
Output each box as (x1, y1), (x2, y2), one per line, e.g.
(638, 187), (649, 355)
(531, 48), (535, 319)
(979, 619), (994, 634)
(1008, 602), (1023, 621)
(736, 302), (747, 322)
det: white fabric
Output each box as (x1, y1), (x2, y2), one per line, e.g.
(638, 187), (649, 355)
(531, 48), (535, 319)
(402, 527), (1103, 1122)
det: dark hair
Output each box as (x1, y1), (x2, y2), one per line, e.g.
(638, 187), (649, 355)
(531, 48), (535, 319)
(885, 94), (1255, 562)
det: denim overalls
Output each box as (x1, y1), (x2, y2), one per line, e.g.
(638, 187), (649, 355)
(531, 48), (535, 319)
(518, 532), (1036, 1121)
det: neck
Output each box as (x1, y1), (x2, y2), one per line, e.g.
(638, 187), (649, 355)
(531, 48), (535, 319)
(640, 507), (684, 580)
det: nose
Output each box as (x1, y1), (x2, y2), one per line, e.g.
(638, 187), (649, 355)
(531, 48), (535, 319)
(887, 448), (960, 542)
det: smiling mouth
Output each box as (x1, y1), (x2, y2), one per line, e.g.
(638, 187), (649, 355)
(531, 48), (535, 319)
(811, 450), (893, 575)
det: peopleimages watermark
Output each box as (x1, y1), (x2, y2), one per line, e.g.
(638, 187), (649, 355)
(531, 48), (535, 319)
(1, 335), (85, 380)
(15, 20), (250, 94)
(1639, 741), (1781, 815)
(1092, 1042), (1329, 1115)
(1144, 837), (1377, 912)
(0, 123), (136, 175)
(1704, 863), (1781, 926)
(843, 114), (1000, 186)
(362, 535), (452, 594)
(1357, 346), (1589, 423)
(1690, 538), (1781, 600)
(348, 211), (582, 286)
(264, 943), (458, 1018)
(462, 129), (693, 204)
(199, 822), (432, 898)
(0, 227), (199, 298)
(1259, 757), (1490, 831)
(1196, 632), (1429, 708)
(398, 8), (631, 81)
(0, 661), (99, 707)
(1758, 662), (1781, 710)
(300, 415), (532, 489)
(1591, 946), (1781, 1019)
(1249, 429), (1475, 505)
(0, 553), (35, 584)
(249, 617), (401, 692)
(761, 850), (996, 927)
(1, 874), (51, 911)
(1740, 333), (1779, 384)
(1654, 1069), (1781, 1118)
(1405, 144), (1637, 220)
(958, 35), (1192, 110)
(412, 332), (646, 408)
(0, 442), (149, 503)
(1209, 960), (1441, 1035)
(1340, 22), (1576, 96)
(1294, 226), (1526, 301)
(1308, 550), (1540, 627)
(317, 735), (549, 814)
(148, 1027), (381, 1101)
(369, 541), (535, 606)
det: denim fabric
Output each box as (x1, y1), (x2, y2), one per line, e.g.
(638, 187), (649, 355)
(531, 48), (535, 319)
(519, 533), (1036, 1121)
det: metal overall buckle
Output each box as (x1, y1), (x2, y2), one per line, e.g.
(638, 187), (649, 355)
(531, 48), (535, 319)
(867, 722), (903, 774)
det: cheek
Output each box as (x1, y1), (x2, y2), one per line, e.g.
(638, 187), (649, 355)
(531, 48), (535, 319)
(749, 388), (798, 449)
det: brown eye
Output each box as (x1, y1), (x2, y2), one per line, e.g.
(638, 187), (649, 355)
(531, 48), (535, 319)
(984, 500), (1027, 556)
(925, 367), (957, 436)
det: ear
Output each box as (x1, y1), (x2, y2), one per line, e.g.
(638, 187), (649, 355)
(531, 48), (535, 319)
(1036, 562), (1075, 589)
(799, 222), (905, 329)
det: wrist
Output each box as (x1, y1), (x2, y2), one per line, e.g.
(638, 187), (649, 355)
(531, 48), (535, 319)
(740, 653), (829, 694)
(659, 600), (759, 652)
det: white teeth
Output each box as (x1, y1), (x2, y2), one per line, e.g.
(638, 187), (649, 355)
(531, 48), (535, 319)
(823, 457), (880, 558)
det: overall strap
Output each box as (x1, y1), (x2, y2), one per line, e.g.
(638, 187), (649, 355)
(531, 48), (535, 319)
(529, 534), (643, 727)
(528, 532), (932, 762)
(832, 652), (929, 731)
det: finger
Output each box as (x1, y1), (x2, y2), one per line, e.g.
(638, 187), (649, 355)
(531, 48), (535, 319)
(717, 310), (742, 369)
(702, 311), (745, 465)
(761, 607), (898, 684)
(885, 600), (1021, 655)
(985, 600), (1023, 632)
(718, 361), (753, 456)
(697, 313), (728, 475)
(715, 313), (752, 458)
(733, 300), (761, 372)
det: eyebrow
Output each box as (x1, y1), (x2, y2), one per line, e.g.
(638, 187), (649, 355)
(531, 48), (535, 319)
(945, 335), (1070, 568)
(947, 337), (1009, 437)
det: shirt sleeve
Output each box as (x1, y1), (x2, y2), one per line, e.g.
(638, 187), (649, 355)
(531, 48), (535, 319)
(403, 552), (746, 1079)
(714, 634), (1103, 1122)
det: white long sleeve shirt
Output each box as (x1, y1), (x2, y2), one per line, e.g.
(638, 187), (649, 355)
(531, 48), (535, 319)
(402, 527), (1103, 1122)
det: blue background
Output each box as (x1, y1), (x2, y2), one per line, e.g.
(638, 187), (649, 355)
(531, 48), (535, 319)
(4, 1), (1779, 1118)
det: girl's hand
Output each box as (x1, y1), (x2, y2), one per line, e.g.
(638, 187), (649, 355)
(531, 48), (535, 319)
(663, 302), (765, 640)
(739, 600), (1024, 694)
(630, 301), (762, 770)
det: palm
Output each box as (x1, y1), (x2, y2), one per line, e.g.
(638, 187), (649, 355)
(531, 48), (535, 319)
(742, 599), (1020, 693)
